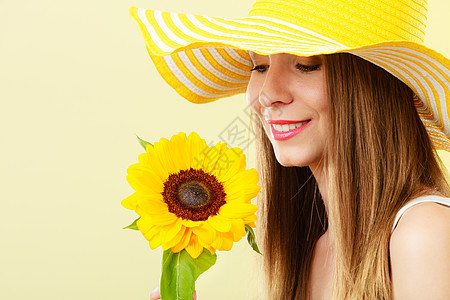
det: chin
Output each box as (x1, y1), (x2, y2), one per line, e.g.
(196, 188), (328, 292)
(274, 151), (310, 167)
(273, 146), (324, 168)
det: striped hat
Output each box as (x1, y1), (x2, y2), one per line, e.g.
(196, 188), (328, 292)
(129, 0), (450, 151)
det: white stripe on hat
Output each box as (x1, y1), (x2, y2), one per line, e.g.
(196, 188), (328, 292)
(364, 48), (450, 135)
(177, 14), (340, 47)
(163, 55), (221, 98)
(139, 9), (347, 56)
(247, 16), (348, 47)
(138, 8), (176, 52)
(170, 13), (217, 44)
(351, 50), (429, 108)
(192, 49), (249, 83)
(200, 15), (339, 47)
(228, 43), (343, 54)
(352, 48), (449, 136)
(154, 11), (191, 46)
(425, 128), (450, 149)
(208, 48), (250, 76)
(177, 51), (241, 91)
(360, 54), (437, 121)
(224, 48), (251, 66)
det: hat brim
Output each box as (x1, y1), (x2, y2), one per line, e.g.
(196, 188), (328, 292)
(130, 7), (450, 151)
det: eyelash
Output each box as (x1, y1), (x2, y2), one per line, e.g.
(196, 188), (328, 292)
(250, 63), (321, 73)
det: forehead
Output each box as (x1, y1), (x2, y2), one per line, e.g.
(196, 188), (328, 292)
(247, 50), (323, 61)
(248, 50), (270, 60)
(248, 50), (257, 60)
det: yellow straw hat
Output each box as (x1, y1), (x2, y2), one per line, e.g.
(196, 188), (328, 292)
(129, 0), (450, 151)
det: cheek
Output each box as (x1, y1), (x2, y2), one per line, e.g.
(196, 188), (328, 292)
(318, 91), (330, 121)
(315, 76), (329, 115)
(246, 79), (263, 114)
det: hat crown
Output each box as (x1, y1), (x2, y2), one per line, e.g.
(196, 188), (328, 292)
(248, 0), (428, 47)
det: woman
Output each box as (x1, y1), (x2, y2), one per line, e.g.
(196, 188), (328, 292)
(130, 0), (450, 298)
(247, 51), (450, 299)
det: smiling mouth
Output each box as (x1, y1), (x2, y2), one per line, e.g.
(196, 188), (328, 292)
(271, 120), (310, 132)
(269, 120), (311, 141)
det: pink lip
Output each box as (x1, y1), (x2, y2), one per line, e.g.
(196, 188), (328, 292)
(267, 119), (309, 125)
(270, 120), (311, 140)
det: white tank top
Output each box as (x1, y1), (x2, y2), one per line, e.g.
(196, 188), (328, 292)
(391, 195), (450, 234)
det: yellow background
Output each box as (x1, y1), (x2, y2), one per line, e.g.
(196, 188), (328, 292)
(1, 1), (450, 299)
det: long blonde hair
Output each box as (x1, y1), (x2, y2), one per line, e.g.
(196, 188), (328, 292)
(252, 53), (450, 299)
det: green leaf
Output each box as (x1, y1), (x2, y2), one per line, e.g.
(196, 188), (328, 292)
(136, 135), (153, 150)
(245, 224), (262, 255)
(122, 217), (140, 230)
(160, 248), (217, 300)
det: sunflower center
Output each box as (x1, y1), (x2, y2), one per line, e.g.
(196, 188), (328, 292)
(162, 167), (227, 221)
(178, 181), (210, 207)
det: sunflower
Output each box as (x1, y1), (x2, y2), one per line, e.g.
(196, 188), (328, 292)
(122, 132), (260, 259)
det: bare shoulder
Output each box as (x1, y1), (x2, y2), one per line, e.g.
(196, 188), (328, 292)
(390, 201), (450, 299)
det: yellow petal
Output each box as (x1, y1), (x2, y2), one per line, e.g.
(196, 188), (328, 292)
(126, 165), (164, 195)
(186, 234), (204, 259)
(222, 169), (260, 205)
(136, 194), (167, 213)
(162, 226), (187, 250)
(136, 217), (151, 232)
(202, 142), (228, 174)
(167, 132), (189, 171)
(207, 214), (232, 232)
(212, 147), (245, 181)
(195, 235), (208, 249)
(153, 138), (179, 175)
(138, 152), (149, 165)
(171, 229), (192, 253)
(141, 224), (161, 241)
(148, 231), (164, 249)
(211, 231), (222, 249)
(206, 246), (216, 255)
(137, 218), (159, 238)
(145, 145), (169, 181)
(243, 214), (257, 223)
(187, 132), (208, 169)
(224, 169), (259, 192)
(160, 219), (183, 244)
(121, 192), (140, 210)
(224, 184), (261, 204)
(219, 203), (258, 219)
(135, 197), (168, 216)
(229, 219), (246, 242)
(218, 232), (234, 251)
(181, 219), (204, 228)
(135, 152), (167, 182)
(211, 232), (234, 251)
(136, 206), (178, 225)
(246, 221), (256, 228)
(192, 223), (216, 245)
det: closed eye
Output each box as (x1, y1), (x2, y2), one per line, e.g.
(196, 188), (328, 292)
(250, 65), (269, 73)
(250, 63), (321, 73)
(296, 63), (321, 72)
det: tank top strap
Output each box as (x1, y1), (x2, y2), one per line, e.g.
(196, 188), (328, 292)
(391, 195), (450, 234)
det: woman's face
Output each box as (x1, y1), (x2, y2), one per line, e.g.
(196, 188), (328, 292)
(246, 52), (330, 168)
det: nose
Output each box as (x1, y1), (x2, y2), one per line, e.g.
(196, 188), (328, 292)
(258, 58), (293, 118)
